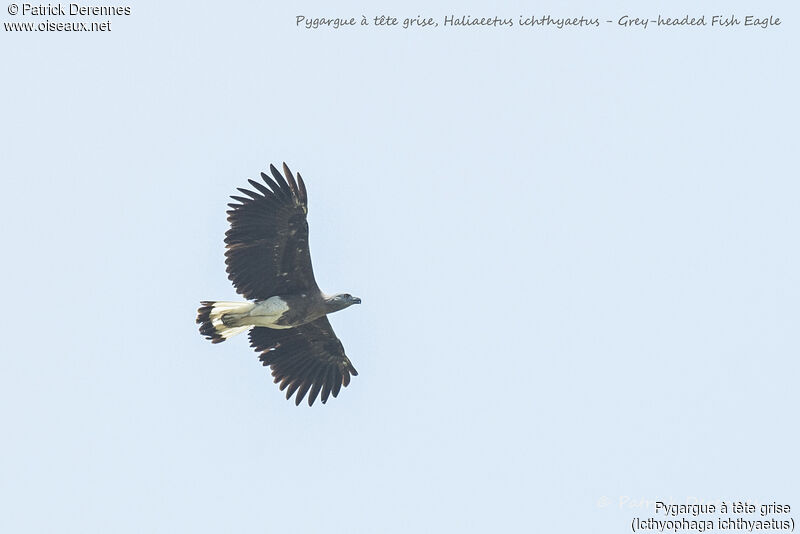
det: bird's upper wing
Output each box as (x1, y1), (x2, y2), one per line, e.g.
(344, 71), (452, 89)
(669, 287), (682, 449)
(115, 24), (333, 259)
(249, 317), (358, 406)
(224, 163), (317, 300)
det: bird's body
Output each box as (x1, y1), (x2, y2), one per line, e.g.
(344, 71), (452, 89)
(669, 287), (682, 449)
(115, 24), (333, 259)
(196, 163), (360, 406)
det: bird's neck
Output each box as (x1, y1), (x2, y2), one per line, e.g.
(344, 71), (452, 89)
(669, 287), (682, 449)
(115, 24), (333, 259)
(323, 295), (348, 314)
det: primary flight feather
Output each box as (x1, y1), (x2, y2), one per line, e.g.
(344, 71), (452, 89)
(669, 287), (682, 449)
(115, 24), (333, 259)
(196, 163), (360, 406)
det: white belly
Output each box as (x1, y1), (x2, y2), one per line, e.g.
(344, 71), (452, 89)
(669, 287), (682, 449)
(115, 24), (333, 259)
(247, 296), (292, 328)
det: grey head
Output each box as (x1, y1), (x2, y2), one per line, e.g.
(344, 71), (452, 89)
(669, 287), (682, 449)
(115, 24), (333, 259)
(324, 293), (362, 314)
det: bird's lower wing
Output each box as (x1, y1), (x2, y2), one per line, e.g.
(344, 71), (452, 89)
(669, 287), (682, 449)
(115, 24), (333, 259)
(249, 317), (358, 406)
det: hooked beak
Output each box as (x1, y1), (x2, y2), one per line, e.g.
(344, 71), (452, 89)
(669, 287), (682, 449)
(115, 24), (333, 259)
(352, 296), (362, 304)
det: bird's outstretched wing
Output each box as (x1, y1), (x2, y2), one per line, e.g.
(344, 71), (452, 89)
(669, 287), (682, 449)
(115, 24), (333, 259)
(224, 163), (317, 300)
(249, 317), (359, 406)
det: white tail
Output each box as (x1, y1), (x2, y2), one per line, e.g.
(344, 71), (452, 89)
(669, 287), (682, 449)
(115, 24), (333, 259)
(196, 301), (255, 343)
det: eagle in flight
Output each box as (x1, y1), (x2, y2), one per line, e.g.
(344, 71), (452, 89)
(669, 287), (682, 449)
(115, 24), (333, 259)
(196, 163), (361, 406)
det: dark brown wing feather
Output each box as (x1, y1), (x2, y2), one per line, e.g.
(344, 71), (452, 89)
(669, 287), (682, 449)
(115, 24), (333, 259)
(224, 163), (317, 300)
(249, 317), (358, 406)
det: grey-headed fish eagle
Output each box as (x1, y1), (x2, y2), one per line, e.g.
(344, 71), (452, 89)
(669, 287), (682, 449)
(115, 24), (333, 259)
(197, 163), (361, 406)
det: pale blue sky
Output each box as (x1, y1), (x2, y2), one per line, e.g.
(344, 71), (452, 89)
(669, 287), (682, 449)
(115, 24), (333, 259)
(1, 1), (798, 532)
